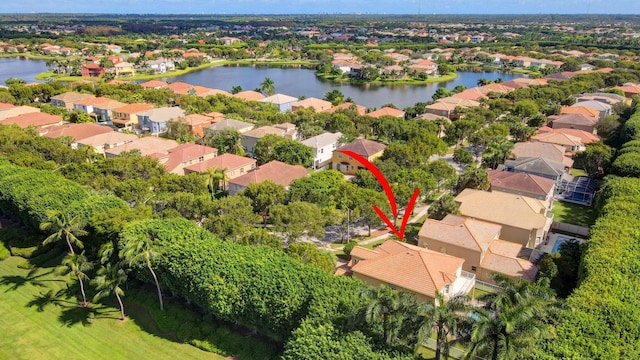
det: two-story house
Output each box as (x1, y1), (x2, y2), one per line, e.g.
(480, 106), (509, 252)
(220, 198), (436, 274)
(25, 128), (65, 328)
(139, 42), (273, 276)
(183, 153), (257, 190)
(301, 132), (343, 170)
(153, 143), (218, 175)
(332, 138), (386, 175)
(51, 92), (96, 110)
(136, 107), (186, 135)
(111, 103), (154, 130)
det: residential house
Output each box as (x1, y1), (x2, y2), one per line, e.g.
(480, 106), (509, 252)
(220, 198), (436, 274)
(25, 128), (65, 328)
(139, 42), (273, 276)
(536, 126), (601, 144)
(93, 100), (127, 125)
(331, 60), (363, 75)
(140, 80), (169, 89)
(111, 103), (154, 130)
(136, 107), (186, 135)
(512, 142), (573, 168)
(425, 101), (459, 119)
(478, 82), (513, 95)
(549, 113), (599, 134)
(332, 138), (386, 175)
(204, 119), (254, 136)
(349, 240), (475, 303)
(0, 106), (40, 120)
(260, 94), (299, 112)
(487, 170), (556, 202)
(614, 83), (640, 98)
(106, 44), (122, 53)
(301, 132), (343, 169)
(408, 59), (438, 75)
(51, 92), (96, 110)
(322, 102), (367, 116)
(80, 63), (105, 78)
(455, 189), (553, 248)
(76, 131), (138, 155)
(451, 88), (488, 101)
(0, 102), (15, 112)
(145, 58), (175, 74)
(183, 153), (257, 189)
(418, 215), (538, 283)
(531, 131), (585, 154)
(502, 157), (567, 183)
(291, 97), (333, 112)
(114, 62), (135, 77)
(226, 160), (308, 196)
(40, 123), (113, 148)
(577, 92), (628, 106)
(571, 100), (612, 118)
(153, 143), (218, 175)
(233, 90), (265, 101)
(0, 112), (63, 129)
(104, 136), (179, 158)
(367, 107), (405, 119)
(180, 114), (216, 138)
(241, 123), (298, 155)
(73, 97), (115, 117)
(560, 106), (600, 119)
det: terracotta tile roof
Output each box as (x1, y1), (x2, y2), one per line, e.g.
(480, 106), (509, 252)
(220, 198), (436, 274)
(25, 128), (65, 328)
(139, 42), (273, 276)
(104, 136), (179, 157)
(233, 90), (265, 101)
(51, 92), (95, 103)
(228, 160), (308, 189)
(531, 132), (583, 147)
(436, 97), (481, 108)
(40, 123), (113, 141)
(560, 106), (600, 118)
(140, 80), (169, 89)
(166, 82), (194, 93)
(549, 113), (598, 127)
(513, 142), (567, 164)
(481, 240), (538, 281)
(205, 119), (254, 133)
(74, 96), (114, 107)
(419, 214), (502, 253)
(614, 84), (640, 95)
(0, 102), (16, 111)
(351, 240), (464, 299)
(538, 128), (600, 144)
(487, 170), (555, 197)
(182, 114), (214, 126)
(113, 103), (154, 115)
(261, 93), (298, 105)
(367, 106), (405, 118)
(0, 112), (63, 128)
(76, 131), (138, 148)
(159, 143), (218, 172)
(455, 189), (549, 231)
(451, 88), (488, 101)
(291, 97), (333, 112)
(242, 125), (285, 139)
(337, 138), (386, 157)
(183, 153), (256, 173)
(322, 102), (366, 116)
(93, 99), (127, 111)
(478, 83), (513, 94)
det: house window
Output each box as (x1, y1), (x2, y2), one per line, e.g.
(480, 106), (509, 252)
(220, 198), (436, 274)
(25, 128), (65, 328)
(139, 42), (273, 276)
(240, 168), (245, 174)
(471, 266), (477, 272)
(443, 285), (450, 294)
(338, 153), (342, 158)
(320, 148), (324, 153)
(348, 156), (353, 160)
(198, 156), (204, 162)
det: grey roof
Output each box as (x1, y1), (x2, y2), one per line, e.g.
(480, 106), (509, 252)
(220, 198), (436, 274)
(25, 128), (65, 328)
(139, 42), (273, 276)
(139, 107), (185, 123)
(504, 157), (564, 177)
(572, 100), (612, 111)
(301, 132), (343, 149)
(580, 92), (627, 102)
(205, 118), (254, 132)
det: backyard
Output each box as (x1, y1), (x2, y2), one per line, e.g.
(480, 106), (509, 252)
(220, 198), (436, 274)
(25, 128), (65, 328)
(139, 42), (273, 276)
(551, 201), (599, 228)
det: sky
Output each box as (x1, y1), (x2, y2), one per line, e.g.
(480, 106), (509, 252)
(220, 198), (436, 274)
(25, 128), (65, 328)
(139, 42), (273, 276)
(0, 0), (639, 15)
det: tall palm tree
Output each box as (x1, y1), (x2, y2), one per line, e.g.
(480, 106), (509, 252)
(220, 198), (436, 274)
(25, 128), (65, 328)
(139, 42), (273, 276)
(56, 252), (93, 306)
(416, 292), (469, 360)
(206, 167), (227, 197)
(92, 263), (128, 320)
(463, 274), (557, 360)
(119, 232), (164, 310)
(362, 285), (416, 346)
(260, 77), (275, 96)
(482, 138), (514, 169)
(40, 211), (88, 255)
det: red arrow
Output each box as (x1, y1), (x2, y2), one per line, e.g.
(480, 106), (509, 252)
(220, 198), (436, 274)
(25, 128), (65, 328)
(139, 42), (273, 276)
(339, 150), (420, 240)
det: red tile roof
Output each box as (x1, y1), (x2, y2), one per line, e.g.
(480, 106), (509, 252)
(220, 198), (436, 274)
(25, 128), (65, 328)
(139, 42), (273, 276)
(338, 138), (386, 157)
(0, 112), (63, 128)
(228, 160), (307, 189)
(487, 170), (556, 198)
(367, 106), (405, 118)
(183, 153), (256, 174)
(41, 123), (113, 141)
(159, 143), (218, 172)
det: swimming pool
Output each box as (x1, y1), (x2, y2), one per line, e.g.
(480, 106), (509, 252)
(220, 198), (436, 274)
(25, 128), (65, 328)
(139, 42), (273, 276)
(552, 236), (575, 253)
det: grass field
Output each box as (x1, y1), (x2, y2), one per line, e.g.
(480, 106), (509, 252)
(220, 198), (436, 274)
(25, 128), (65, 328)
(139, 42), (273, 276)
(551, 201), (599, 228)
(0, 256), (247, 360)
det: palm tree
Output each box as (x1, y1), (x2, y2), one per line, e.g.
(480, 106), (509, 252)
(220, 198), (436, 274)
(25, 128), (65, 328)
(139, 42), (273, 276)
(463, 274), (557, 360)
(260, 77), (275, 96)
(40, 211), (88, 255)
(416, 292), (469, 360)
(482, 138), (514, 169)
(92, 263), (128, 320)
(119, 232), (164, 310)
(362, 285), (416, 346)
(56, 252), (93, 306)
(206, 167), (227, 197)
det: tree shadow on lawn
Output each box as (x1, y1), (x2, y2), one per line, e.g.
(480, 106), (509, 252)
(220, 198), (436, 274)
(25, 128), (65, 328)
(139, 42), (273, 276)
(58, 302), (122, 327)
(0, 268), (60, 292)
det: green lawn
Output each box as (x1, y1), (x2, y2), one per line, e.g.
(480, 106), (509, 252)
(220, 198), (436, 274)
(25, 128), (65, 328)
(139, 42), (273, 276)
(551, 201), (599, 228)
(0, 256), (258, 360)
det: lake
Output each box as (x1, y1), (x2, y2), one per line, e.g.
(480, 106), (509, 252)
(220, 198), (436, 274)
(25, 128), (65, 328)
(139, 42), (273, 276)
(0, 58), (519, 109)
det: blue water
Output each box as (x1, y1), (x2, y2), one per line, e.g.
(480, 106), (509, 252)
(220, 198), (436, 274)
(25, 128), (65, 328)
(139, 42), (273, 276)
(552, 236), (574, 253)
